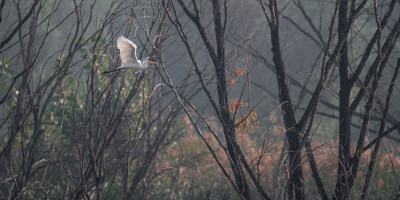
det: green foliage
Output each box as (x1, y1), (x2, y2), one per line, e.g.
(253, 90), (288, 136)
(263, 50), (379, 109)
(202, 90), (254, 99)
(0, 57), (13, 89)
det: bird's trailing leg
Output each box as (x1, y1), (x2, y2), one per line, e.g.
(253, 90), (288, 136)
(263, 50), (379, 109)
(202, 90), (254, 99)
(102, 68), (145, 75)
(102, 68), (121, 75)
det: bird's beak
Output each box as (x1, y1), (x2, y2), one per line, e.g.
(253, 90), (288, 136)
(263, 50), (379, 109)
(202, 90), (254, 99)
(148, 61), (158, 64)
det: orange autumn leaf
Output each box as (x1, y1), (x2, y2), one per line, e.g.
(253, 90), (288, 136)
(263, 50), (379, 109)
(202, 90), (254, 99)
(236, 67), (245, 77)
(230, 78), (236, 86)
(230, 99), (247, 113)
(235, 111), (260, 134)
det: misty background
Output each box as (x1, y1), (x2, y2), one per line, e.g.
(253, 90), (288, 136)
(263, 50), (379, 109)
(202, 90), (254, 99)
(1, 0), (400, 199)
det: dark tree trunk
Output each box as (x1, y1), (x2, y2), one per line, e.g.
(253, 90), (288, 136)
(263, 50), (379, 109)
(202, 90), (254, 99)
(335, 1), (351, 199)
(266, 2), (305, 199)
(212, 0), (251, 198)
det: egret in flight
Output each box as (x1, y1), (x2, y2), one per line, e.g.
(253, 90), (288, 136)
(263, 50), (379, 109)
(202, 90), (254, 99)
(102, 35), (157, 74)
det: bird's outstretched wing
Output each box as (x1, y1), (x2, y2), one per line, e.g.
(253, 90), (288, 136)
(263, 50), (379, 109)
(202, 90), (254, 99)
(117, 35), (138, 64)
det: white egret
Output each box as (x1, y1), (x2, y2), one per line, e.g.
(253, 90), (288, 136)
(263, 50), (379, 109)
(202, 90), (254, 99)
(102, 35), (157, 74)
